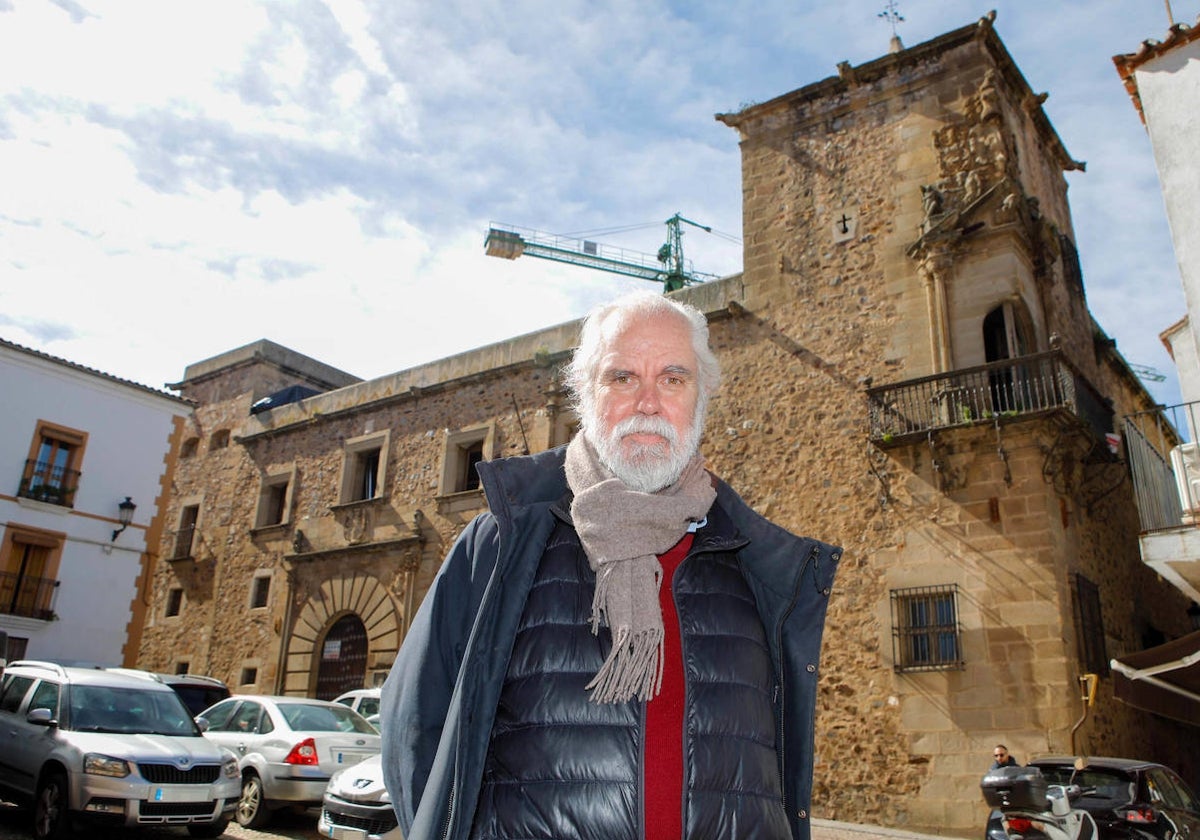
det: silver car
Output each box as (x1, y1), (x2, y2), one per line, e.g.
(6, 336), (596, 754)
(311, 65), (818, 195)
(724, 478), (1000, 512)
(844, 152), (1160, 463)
(0, 660), (240, 840)
(318, 752), (402, 840)
(198, 694), (380, 828)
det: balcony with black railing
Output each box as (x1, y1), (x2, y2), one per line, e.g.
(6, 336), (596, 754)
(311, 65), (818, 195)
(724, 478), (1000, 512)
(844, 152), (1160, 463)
(866, 350), (1114, 446)
(1122, 400), (1200, 605)
(0, 571), (60, 621)
(1123, 401), (1200, 534)
(17, 459), (80, 507)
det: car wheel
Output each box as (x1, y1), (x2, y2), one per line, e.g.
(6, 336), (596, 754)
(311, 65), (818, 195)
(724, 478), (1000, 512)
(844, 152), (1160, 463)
(235, 772), (272, 829)
(187, 817), (230, 838)
(32, 771), (72, 840)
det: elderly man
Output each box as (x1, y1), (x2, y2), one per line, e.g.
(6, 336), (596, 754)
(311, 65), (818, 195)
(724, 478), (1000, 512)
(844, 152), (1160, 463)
(381, 291), (841, 840)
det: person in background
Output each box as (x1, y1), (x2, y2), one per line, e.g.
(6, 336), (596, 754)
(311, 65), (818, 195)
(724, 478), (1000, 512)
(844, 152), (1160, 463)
(380, 290), (842, 840)
(991, 744), (1020, 769)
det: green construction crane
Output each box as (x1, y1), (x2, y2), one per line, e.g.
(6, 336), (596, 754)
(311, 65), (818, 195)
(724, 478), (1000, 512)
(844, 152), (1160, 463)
(485, 213), (718, 293)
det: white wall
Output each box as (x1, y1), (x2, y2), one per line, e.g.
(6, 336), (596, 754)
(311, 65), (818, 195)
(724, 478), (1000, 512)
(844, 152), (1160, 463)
(1135, 40), (1200, 401)
(1, 344), (189, 665)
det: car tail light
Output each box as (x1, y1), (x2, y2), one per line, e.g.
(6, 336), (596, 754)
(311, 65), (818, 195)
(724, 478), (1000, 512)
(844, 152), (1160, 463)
(1117, 806), (1157, 823)
(284, 737), (320, 765)
(1006, 817), (1033, 833)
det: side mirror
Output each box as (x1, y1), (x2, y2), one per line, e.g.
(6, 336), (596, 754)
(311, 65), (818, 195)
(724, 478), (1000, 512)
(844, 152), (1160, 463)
(26, 707), (56, 727)
(194, 715), (209, 732)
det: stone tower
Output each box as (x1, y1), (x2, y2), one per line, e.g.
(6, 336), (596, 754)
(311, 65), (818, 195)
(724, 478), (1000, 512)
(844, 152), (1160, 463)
(708, 12), (1194, 831)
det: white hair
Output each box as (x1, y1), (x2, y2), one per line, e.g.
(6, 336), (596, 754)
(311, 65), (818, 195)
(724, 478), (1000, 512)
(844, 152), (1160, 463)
(563, 290), (721, 435)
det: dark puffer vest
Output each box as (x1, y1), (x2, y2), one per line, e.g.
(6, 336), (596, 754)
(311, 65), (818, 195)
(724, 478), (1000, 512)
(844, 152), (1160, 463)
(469, 503), (792, 840)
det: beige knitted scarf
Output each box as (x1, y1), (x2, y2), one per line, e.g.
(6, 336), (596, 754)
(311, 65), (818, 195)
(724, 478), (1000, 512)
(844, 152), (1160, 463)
(565, 433), (716, 703)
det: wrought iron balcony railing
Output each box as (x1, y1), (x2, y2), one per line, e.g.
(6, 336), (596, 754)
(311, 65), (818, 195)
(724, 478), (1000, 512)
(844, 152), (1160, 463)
(0, 570), (60, 621)
(866, 350), (1114, 446)
(1123, 401), (1200, 534)
(16, 459), (81, 507)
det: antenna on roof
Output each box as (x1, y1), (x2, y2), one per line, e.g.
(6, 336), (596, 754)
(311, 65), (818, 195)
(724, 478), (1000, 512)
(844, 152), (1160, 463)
(878, 0), (905, 53)
(1164, 0), (1175, 26)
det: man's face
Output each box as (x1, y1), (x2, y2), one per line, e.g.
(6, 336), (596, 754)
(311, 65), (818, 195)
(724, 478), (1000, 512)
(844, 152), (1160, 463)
(587, 311), (703, 492)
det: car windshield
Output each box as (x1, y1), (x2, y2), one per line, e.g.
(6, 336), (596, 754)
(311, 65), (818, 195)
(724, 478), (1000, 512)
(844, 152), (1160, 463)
(1036, 766), (1136, 805)
(278, 702), (377, 734)
(69, 685), (199, 736)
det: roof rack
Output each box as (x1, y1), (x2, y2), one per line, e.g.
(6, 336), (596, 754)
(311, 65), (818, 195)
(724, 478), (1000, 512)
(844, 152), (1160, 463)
(7, 660), (69, 678)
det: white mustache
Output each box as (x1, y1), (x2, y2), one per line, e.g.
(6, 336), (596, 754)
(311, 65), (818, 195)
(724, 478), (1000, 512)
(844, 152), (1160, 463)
(611, 416), (678, 444)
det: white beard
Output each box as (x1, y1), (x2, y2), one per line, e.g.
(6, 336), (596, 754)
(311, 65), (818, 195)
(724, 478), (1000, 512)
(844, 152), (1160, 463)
(590, 408), (704, 493)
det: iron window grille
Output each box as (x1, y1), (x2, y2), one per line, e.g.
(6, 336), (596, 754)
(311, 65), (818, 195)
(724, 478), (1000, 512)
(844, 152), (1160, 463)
(1073, 573), (1109, 676)
(891, 584), (965, 673)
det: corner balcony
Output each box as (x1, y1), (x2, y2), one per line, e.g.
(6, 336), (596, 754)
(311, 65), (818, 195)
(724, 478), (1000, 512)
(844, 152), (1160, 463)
(1123, 401), (1200, 603)
(866, 350), (1114, 447)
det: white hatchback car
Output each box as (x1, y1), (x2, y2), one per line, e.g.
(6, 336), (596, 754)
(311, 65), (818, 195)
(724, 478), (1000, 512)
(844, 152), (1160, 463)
(197, 695), (379, 829)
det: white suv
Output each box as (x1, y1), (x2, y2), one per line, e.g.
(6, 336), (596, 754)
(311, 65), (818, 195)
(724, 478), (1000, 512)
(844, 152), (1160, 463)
(0, 660), (240, 840)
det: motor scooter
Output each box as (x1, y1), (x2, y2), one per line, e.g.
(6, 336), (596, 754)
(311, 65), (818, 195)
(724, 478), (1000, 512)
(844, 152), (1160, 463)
(981, 765), (1098, 840)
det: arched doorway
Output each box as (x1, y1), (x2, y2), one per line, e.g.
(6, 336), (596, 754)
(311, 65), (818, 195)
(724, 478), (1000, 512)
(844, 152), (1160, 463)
(314, 613), (368, 700)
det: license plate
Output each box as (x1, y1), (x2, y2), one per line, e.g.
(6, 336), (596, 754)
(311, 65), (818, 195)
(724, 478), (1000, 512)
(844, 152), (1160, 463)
(151, 786), (205, 803)
(325, 825), (367, 840)
(333, 750), (371, 765)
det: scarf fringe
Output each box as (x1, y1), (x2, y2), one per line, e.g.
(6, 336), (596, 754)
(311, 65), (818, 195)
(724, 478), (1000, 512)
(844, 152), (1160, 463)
(585, 625), (665, 703)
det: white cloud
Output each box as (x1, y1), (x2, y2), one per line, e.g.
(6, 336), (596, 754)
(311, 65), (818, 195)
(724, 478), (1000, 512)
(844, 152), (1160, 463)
(0, 0), (1196, 412)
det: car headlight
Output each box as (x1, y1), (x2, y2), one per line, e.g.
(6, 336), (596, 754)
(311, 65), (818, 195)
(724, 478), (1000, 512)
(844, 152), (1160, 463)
(221, 751), (239, 779)
(84, 753), (131, 778)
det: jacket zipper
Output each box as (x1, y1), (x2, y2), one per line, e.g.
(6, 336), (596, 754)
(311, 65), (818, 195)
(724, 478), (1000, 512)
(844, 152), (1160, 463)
(638, 700), (647, 840)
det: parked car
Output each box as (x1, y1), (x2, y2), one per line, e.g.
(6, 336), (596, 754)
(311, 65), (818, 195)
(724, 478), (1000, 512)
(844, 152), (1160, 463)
(0, 660), (240, 840)
(984, 756), (1200, 840)
(108, 668), (231, 717)
(197, 694), (380, 828)
(318, 752), (402, 840)
(334, 687), (382, 728)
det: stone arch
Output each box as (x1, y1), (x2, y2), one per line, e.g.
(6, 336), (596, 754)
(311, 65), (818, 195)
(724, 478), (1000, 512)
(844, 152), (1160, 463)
(280, 571), (400, 696)
(983, 297), (1037, 362)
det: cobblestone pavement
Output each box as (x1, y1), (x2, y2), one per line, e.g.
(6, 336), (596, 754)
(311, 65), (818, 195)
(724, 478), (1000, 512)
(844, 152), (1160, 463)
(0, 801), (321, 840)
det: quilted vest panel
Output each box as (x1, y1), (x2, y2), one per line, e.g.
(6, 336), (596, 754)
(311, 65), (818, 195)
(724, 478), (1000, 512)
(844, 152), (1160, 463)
(469, 520), (789, 840)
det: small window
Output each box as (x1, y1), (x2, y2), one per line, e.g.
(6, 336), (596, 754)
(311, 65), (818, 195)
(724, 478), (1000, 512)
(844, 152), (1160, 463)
(165, 587), (184, 617)
(240, 666), (258, 686)
(175, 661), (189, 675)
(339, 431), (389, 504)
(250, 575), (270, 609)
(1073, 573), (1109, 675)
(891, 584), (964, 673)
(4, 636), (28, 663)
(19, 421), (88, 507)
(255, 468), (294, 528)
(172, 504), (199, 560)
(209, 429), (230, 450)
(439, 425), (493, 496)
(180, 437), (199, 458)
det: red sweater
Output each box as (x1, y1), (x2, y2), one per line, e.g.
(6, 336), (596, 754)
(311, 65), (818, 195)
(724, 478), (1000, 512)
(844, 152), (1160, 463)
(644, 532), (694, 840)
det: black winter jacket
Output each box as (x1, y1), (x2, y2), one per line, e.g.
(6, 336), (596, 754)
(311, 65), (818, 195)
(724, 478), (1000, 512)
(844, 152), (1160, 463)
(381, 446), (841, 840)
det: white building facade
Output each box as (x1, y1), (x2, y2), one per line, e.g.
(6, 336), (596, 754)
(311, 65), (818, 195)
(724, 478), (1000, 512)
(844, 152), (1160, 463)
(0, 338), (191, 666)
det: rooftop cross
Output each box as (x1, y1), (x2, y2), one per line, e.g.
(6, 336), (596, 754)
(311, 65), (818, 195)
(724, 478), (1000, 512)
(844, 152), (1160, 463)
(878, 1), (905, 52)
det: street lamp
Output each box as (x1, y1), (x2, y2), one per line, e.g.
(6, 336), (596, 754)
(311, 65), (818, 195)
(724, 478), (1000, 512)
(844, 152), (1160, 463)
(111, 497), (137, 541)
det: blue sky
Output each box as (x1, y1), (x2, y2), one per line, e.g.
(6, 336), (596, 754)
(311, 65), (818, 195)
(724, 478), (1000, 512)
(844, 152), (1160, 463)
(0, 0), (1193, 406)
